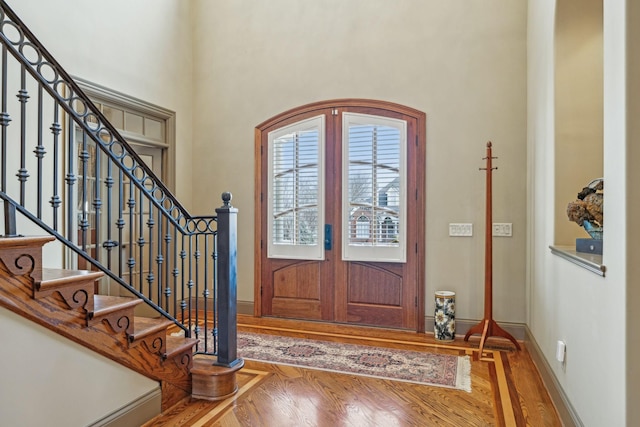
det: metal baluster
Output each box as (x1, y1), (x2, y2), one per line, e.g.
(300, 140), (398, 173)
(164, 217), (172, 314)
(34, 84), (45, 218)
(146, 198), (155, 303)
(212, 230), (218, 354)
(65, 112), (76, 244)
(202, 235), (210, 352)
(188, 233), (194, 336)
(180, 233), (187, 331)
(93, 140), (102, 266)
(79, 131), (89, 252)
(127, 174), (135, 284)
(17, 65), (29, 205)
(193, 232), (201, 342)
(104, 156), (115, 270)
(173, 222), (179, 318)
(1, 45), (11, 193)
(49, 104), (61, 230)
(0, 45), (13, 236)
(116, 168), (125, 277)
(156, 209), (164, 308)
(137, 186), (145, 292)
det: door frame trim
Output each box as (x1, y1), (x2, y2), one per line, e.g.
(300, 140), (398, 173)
(254, 99), (426, 331)
(74, 76), (177, 192)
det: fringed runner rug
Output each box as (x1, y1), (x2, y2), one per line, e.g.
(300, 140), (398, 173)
(237, 332), (471, 392)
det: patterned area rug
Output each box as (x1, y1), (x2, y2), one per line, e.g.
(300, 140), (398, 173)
(237, 332), (471, 392)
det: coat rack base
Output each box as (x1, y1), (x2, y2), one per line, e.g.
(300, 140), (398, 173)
(464, 318), (521, 357)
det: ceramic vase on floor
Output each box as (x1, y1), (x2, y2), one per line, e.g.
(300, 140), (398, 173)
(434, 291), (456, 341)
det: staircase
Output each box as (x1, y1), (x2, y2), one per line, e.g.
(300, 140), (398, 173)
(0, 2), (243, 416)
(0, 235), (205, 409)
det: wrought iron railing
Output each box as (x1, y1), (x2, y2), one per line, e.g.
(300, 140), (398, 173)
(0, 1), (240, 367)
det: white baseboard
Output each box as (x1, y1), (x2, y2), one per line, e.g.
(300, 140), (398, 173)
(87, 387), (162, 427)
(524, 326), (582, 427)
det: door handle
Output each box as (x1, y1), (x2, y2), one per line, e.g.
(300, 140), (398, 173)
(324, 224), (332, 250)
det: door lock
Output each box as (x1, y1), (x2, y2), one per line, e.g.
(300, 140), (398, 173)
(324, 224), (332, 250)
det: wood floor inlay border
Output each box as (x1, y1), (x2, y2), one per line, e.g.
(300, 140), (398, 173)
(150, 315), (559, 426)
(189, 369), (270, 427)
(237, 321), (517, 424)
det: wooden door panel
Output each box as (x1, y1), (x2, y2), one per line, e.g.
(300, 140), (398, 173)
(347, 305), (403, 327)
(273, 262), (321, 299)
(344, 261), (415, 328)
(268, 260), (324, 320)
(272, 299), (323, 320)
(347, 263), (402, 306)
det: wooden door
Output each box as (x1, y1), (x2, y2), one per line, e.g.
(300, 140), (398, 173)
(255, 100), (425, 331)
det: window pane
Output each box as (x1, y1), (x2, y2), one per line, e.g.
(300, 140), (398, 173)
(348, 124), (400, 245)
(268, 115), (325, 260)
(343, 113), (406, 262)
(272, 130), (319, 245)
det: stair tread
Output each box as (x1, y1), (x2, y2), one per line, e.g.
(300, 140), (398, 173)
(131, 316), (174, 340)
(92, 294), (142, 317)
(165, 335), (199, 359)
(39, 268), (103, 289)
(0, 235), (55, 248)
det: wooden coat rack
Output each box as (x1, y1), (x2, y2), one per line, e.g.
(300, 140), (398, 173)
(464, 142), (521, 356)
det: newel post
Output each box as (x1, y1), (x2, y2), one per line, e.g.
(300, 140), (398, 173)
(215, 192), (242, 367)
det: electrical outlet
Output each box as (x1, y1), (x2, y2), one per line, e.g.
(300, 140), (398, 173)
(449, 223), (473, 237)
(556, 340), (566, 363)
(492, 223), (512, 237)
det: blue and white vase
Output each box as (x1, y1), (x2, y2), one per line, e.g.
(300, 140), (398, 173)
(434, 291), (456, 341)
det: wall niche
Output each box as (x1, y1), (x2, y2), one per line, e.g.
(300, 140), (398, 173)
(554, 0), (603, 247)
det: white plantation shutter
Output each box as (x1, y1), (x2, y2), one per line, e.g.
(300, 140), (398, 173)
(267, 115), (325, 260)
(342, 113), (407, 262)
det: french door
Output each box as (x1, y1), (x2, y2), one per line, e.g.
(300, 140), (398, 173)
(255, 100), (426, 331)
(69, 89), (169, 300)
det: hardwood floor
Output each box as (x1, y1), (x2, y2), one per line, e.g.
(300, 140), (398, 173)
(145, 315), (560, 426)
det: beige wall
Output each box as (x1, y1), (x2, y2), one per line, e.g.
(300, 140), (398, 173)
(10, 0), (195, 208)
(191, 0), (528, 323)
(528, 0), (628, 424)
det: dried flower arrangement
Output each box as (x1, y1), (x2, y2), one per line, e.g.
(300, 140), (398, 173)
(566, 178), (603, 239)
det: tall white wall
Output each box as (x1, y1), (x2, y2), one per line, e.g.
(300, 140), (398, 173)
(528, 0), (628, 425)
(191, 0), (529, 325)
